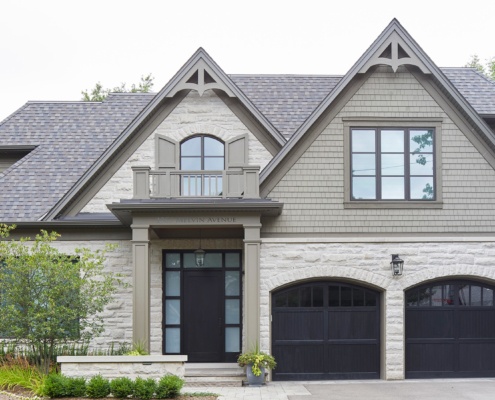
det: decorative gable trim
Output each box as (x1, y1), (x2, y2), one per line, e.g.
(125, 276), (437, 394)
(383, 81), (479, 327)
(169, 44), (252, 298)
(358, 31), (430, 74)
(166, 59), (235, 98)
(260, 18), (495, 194)
(43, 48), (285, 221)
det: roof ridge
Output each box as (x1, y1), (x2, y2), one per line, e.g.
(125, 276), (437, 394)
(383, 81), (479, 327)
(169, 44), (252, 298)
(229, 74), (343, 78)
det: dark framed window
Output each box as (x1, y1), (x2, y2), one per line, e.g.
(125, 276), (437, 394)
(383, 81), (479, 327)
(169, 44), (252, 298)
(351, 128), (435, 200)
(180, 135), (224, 196)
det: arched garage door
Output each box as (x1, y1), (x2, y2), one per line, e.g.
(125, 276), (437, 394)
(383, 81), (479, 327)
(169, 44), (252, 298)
(272, 282), (380, 381)
(406, 280), (495, 378)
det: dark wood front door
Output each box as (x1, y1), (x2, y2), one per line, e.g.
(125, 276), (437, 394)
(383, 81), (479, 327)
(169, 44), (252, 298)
(183, 270), (223, 362)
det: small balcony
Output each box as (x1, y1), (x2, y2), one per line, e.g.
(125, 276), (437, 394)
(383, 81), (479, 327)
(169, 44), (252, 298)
(132, 166), (260, 200)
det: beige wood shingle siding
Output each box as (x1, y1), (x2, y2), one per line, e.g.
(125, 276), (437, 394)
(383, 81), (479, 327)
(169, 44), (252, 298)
(263, 67), (495, 234)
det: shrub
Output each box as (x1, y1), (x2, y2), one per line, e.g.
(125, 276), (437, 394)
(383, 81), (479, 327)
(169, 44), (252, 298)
(156, 375), (184, 399)
(133, 377), (156, 400)
(43, 374), (70, 398)
(86, 374), (111, 398)
(110, 377), (135, 398)
(67, 377), (86, 397)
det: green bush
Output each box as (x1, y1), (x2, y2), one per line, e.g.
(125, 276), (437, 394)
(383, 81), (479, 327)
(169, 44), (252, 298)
(67, 377), (86, 397)
(156, 375), (184, 399)
(43, 374), (70, 398)
(133, 377), (156, 400)
(86, 374), (111, 398)
(110, 377), (135, 398)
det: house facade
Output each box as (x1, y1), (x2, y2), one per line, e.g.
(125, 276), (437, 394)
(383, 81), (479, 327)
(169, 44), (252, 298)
(2, 19), (495, 380)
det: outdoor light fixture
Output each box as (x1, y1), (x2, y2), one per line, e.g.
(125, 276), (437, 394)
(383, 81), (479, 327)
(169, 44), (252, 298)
(195, 230), (205, 267)
(390, 254), (404, 276)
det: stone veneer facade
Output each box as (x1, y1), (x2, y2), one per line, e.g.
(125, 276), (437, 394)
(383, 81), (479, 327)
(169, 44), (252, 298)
(259, 238), (495, 379)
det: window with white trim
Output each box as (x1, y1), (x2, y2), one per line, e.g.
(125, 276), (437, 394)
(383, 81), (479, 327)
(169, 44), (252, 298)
(351, 128), (435, 201)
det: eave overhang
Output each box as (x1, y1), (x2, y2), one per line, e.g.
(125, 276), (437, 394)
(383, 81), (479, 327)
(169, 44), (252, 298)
(107, 199), (284, 226)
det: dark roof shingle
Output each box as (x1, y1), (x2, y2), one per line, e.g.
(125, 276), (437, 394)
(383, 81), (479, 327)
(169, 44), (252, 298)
(1, 68), (494, 222)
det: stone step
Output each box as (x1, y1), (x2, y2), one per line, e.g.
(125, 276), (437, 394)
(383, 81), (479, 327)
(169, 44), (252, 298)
(184, 363), (245, 387)
(184, 380), (243, 387)
(186, 368), (245, 377)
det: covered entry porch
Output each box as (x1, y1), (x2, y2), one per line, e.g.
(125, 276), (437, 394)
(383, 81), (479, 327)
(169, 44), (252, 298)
(108, 200), (282, 359)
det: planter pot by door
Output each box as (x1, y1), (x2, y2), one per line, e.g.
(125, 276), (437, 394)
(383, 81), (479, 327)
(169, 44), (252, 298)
(246, 364), (265, 386)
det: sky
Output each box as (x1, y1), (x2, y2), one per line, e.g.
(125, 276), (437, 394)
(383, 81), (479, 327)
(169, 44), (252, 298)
(1, 0), (494, 121)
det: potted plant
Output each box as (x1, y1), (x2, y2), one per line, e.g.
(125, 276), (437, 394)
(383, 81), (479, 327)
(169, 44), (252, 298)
(237, 347), (276, 386)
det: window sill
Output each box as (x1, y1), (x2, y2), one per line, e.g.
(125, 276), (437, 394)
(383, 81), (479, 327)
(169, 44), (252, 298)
(343, 201), (443, 209)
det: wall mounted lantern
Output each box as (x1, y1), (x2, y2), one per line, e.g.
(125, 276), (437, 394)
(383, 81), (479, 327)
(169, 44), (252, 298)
(390, 254), (404, 276)
(195, 230), (205, 267)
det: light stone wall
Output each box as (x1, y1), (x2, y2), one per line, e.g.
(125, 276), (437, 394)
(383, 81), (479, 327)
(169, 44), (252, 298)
(41, 240), (134, 350)
(259, 238), (495, 379)
(82, 90), (273, 213)
(263, 66), (495, 234)
(59, 356), (186, 379)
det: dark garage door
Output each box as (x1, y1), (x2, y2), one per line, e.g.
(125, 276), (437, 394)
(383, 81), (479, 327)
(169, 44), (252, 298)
(406, 280), (495, 378)
(272, 282), (380, 381)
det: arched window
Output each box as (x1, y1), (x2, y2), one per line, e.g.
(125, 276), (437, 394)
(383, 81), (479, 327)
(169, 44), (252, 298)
(180, 135), (224, 196)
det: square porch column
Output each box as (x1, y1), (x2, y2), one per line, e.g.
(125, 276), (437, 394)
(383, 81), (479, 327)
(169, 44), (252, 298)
(243, 222), (262, 351)
(131, 224), (150, 352)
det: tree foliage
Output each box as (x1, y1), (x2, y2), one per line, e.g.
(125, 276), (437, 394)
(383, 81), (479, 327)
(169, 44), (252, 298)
(0, 224), (124, 374)
(81, 74), (154, 101)
(465, 55), (495, 80)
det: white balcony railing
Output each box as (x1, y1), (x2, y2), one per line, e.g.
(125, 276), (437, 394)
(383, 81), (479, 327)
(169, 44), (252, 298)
(132, 166), (260, 200)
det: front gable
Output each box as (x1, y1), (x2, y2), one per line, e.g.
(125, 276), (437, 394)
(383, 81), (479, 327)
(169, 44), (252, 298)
(81, 90), (274, 213)
(48, 48), (285, 219)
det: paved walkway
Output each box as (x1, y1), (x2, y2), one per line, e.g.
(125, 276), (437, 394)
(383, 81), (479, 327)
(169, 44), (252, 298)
(188, 378), (495, 400)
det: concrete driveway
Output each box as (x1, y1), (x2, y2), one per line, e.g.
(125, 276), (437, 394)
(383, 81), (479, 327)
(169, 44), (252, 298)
(288, 379), (495, 400)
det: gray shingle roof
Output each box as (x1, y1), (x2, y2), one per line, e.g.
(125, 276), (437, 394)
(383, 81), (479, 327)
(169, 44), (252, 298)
(229, 75), (341, 138)
(441, 68), (495, 115)
(0, 93), (153, 221)
(0, 68), (494, 222)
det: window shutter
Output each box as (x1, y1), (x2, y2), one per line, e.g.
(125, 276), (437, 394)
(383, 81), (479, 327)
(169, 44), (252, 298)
(226, 134), (248, 168)
(156, 134), (179, 170)
(155, 135), (179, 197)
(225, 134), (248, 197)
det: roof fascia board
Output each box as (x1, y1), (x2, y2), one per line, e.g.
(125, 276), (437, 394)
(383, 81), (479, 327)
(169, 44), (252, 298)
(45, 91), (188, 220)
